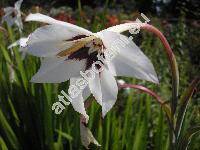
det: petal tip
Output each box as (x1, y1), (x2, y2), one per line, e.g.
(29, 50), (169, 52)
(150, 74), (159, 84)
(25, 13), (33, 22)
(30, 77), (38, 83)
(30, 74), (41, 83)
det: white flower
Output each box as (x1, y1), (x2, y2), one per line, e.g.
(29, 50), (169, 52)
(8, 37), (28, 59)
(25, 13), (159, 119)
(1, 0), (23, 32)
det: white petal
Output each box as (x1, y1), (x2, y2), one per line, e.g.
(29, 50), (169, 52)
(88, 73), (102, 105)
(70, 77), (89, 122)
(99, 31), (159, 83)
(82, 85), (91, 101)
(19, 38), (28, 47)
(27, 24), (79, 57)
(3, 7), (15, 14)
(15, 14), (23, 32)
(8, 37), (28, 49)
(103, 22), (142, 33)
(100, 68), (118, 117)
(8, 38), (27, 59)
(2, 15), (15, 26)
(31, 57), (86, 83)
(25, 13), (92, 35)
(70, 76), (91, 101)
(71, 94), (89, 122)
(14, 0), (23, 11)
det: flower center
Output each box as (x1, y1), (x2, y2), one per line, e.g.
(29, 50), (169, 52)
(68, 39), (105, 70)
(86, 38), (104, 54)
(57, 35), (105, 70)
(68, 46), (103, 70)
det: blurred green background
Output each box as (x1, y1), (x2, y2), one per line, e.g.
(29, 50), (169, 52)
(0, 0), (199, 149)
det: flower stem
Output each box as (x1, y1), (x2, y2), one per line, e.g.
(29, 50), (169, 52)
(119, 84), (164, 104)
(119, 83), (172, 122)
(124, 21), (179, 149)
(140, 23), (179, 116)
(140, 23), (179, 149)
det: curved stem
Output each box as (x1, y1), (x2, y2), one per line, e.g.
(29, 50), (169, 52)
(119, 84), (164, 105)
(119, 83), (175, 148)
(122, 21), (179, 116)
(118, 84), (173, 116)
(140, 24), (179, 116)
(139, 23), (179, 150)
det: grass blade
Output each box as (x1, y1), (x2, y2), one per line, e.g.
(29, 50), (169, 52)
(175, 77), (200, 139)
(0, 107), (19, 149)
(177, 125), (200, 150)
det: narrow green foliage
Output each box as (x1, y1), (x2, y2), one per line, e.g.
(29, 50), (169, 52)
(175, 77), (200, 139)
(177, 125), (200, 150)
(0, 108), (19, 149)
(0, 136), (8, 150)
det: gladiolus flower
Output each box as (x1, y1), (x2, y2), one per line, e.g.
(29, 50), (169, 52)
(25, 13), (158, 119)
(1, 0), (23, 32)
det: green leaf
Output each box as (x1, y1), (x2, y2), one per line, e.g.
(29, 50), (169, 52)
(155, 108), (164, 150)
(0, 108), (19, 149)
(8, 97), (20, 126)
(177, 125), (200, 150)
(14, 48), (28, 92)
(0, 45), (11, 64)
(55, 129), (73, 141)
(175, 77), (200, 139)
(0, 136), (8, 150)
(171, 53), (179, 115)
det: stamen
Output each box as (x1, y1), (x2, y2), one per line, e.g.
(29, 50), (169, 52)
(57, 36), (97, 57)
(57, 41), (86, 57)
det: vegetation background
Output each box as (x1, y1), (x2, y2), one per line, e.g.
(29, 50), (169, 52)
(0, 0), (199, 149)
